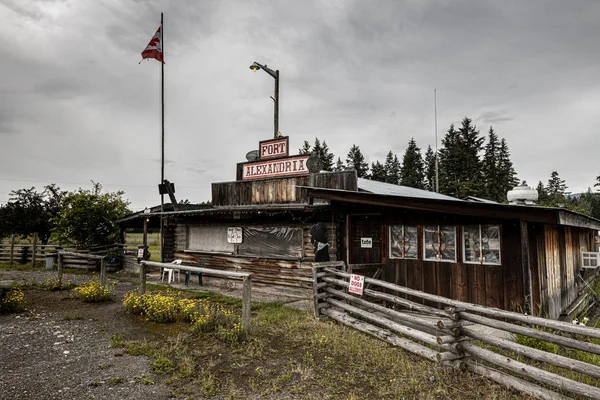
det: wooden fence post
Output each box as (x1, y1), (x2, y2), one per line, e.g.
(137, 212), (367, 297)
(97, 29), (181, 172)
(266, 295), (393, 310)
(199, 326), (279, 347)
(100, 258), (106, 287)
(437, 307), (464, 365)
(9, 234), (15, 266)
(139, 262), (146, 295)
(32, 233), (38, 268)
(57, 253), (63, 284)
(242, 275), (252, 332)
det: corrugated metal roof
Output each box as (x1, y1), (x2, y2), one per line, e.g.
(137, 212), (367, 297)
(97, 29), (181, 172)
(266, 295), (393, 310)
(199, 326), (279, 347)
(357, 178), (462, 201)
(465, 196), (499, 204)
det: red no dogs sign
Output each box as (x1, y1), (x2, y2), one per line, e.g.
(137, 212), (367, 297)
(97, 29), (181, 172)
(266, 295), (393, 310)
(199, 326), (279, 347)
(348, 274), (364, 295)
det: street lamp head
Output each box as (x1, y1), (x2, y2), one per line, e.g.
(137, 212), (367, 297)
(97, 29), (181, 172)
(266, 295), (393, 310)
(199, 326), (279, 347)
(249, 62), (261, 72)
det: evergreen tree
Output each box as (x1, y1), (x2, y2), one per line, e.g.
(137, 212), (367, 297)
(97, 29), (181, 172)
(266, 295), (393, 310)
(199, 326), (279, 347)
(423, 145), (437, 192)
(481, 127), (503, 202)
(320, 141), (335, 171)
(299, 140), (312, 155)
(299, 138), (335, 171)
(383, 151), (401, 184)
(346, 144), (369, 178)
(438, 124), (462, 197)
(497, 138), (519, 199)
(333, 157), (345, 172)
(370, 161), (387, 182)
(400, 138), (425, 189)
(547, 171), (568, 203)
(595, 174), (600, 190)
(455, 117), (485, 197)
(536, 181), (550, 204)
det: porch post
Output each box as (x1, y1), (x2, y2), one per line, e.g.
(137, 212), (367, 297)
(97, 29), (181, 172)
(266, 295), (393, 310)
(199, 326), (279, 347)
(520, 220), (533, 315)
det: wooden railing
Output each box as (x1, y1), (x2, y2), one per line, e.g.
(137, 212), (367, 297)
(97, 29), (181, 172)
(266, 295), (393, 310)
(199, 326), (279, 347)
(313, 262), (600, 400)
(141, 260), (253, 331)
(57, 251), (107, 286)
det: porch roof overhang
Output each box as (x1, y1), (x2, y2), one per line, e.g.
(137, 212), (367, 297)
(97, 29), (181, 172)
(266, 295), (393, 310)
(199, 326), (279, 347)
(115, 204), (330, 224)
(300, 186), (600, 229)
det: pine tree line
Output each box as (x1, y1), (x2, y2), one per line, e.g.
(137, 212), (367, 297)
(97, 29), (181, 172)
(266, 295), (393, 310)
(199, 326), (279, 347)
(299, 117), (519, 202)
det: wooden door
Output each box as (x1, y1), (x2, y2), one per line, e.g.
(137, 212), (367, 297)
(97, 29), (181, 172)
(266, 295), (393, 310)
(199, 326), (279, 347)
(349, 215), (382, 264)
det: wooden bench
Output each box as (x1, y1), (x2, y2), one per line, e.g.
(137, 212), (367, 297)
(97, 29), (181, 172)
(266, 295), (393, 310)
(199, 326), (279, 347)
(184, 259), (206, 287)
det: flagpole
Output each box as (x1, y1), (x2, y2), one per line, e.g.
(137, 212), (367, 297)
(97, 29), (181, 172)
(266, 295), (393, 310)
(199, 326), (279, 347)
(160, 12), (165, 263)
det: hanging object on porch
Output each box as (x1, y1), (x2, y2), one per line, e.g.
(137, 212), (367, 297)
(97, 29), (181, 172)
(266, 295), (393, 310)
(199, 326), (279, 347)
(310, 222), (330, 262)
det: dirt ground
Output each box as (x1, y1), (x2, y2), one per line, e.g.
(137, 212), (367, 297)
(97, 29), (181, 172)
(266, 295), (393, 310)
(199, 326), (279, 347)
(0, 268), (315, 400)
(0, 270), (174, 400)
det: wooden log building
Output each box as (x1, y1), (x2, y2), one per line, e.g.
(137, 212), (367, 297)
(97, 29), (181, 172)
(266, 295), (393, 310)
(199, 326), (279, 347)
(119, 136), (600, 319)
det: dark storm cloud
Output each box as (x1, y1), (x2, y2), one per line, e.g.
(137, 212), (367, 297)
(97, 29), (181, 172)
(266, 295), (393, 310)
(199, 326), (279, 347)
(1, 0), (599, 211)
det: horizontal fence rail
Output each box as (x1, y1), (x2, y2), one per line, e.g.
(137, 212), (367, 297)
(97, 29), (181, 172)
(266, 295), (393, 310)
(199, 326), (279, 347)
(312, 261), (600, 400)
(141, 261), (253, 331)
(57, 251), (107, 286)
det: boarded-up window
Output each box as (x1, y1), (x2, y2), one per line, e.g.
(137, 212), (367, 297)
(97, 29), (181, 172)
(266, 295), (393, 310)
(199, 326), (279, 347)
(187, 226), (235, 253)
(389, 225), (418, 259)
(423, 225), (456, 262)
(238, 227), (303, 258)
(463, 225), (501, 265)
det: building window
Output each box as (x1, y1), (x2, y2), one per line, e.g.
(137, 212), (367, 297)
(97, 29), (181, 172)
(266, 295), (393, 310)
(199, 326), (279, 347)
(389, 225), (418, 259)
(463, 225), (501, 265)
(238, 227), (303, 258)
(423, 225), (456, 262)
(187, 226), (235, 253)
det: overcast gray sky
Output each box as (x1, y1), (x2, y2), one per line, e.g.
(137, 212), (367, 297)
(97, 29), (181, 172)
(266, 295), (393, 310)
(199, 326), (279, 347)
(1, 0), (599, 211)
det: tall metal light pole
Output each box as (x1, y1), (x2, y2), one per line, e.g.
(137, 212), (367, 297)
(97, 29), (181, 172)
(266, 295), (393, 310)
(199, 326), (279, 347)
(434, 89), (439, 193)
(250, 62), (279, 138)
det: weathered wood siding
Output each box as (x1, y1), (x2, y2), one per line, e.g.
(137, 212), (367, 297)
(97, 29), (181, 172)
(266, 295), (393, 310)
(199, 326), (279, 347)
(543, 225), (562, 319)
(212, 170), (357, 207)
(382, 221), (522, 311)
(172, 222), (338, 289)
(535, 225), (595, 319)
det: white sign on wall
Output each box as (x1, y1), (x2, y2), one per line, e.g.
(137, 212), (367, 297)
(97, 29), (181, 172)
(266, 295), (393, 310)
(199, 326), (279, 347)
(227, 227), (243, 244)
(348, 274), (365, 295)
(360, 237), (373, 248)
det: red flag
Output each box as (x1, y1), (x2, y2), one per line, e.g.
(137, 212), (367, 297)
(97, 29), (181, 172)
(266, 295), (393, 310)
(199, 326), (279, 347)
(141, 26), (164, 63)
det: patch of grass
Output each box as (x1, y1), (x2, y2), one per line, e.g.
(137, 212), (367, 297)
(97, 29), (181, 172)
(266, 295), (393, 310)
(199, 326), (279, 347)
(152, 356), (175, 374)
(98, 364), (113, 370)
(105, 377), (127, 385)
(37, 276), (76, 291)
(63, 313), (84, 321)
(191, 291), (242, 307)
(0, 262), (40, 271)
(134, 375), (155, 385)
(115, 293), (523, 399)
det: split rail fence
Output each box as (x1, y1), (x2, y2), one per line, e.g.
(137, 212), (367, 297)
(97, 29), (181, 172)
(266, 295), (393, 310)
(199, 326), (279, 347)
(313, 262), (600, 400)
(140, 260), (253, 332)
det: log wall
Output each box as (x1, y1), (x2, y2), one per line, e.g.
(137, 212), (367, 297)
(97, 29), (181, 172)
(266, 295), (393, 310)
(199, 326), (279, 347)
(172, 221), (338, 290)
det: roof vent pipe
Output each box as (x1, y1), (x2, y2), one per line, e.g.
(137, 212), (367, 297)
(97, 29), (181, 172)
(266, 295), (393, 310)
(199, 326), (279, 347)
(507, 185), (538, 205)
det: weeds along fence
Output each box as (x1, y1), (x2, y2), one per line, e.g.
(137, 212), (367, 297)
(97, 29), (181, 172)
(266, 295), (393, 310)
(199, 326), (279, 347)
(313, 262), (600, 400)
(140, 260), (253, 332)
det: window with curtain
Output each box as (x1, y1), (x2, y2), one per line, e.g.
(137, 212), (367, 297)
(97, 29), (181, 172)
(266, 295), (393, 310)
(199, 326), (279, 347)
(238, 227), (303, 258)
(423, 225), (456, 262)
(463, 225), (501, 265)
(389, 225), (418, 259)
